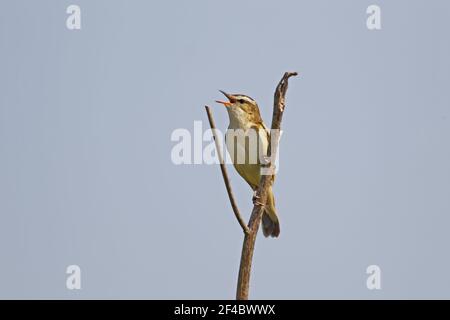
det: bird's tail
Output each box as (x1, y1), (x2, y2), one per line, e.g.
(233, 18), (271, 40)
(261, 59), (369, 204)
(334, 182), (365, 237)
(261, 187), (280, 238)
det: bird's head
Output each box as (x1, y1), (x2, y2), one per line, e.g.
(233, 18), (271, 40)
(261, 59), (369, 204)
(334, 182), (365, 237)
(215, 90), (261, 123)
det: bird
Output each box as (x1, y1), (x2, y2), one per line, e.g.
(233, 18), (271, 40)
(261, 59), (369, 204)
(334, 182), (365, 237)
(216, 90), (280, 237)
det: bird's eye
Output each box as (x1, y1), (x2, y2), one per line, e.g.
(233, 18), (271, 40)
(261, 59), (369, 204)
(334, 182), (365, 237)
(239, 99), (245, 104)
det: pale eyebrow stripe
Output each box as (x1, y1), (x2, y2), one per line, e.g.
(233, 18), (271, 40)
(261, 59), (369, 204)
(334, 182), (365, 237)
(234, 95), (256, 103)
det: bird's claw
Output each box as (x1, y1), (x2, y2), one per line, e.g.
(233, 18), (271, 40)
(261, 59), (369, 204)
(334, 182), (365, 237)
(252, 193), (265, 207)
(252, 191), (260, 203)
(253, 200), (265, 207)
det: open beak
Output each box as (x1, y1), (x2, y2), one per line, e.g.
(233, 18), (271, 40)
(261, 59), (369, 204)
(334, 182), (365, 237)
(215, 90), (235, 107)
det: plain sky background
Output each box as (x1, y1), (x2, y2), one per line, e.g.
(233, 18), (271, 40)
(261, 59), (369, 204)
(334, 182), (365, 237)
(0, 0), (449, 299)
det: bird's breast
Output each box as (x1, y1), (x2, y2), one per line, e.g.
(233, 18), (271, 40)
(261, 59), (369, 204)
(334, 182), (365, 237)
(225, 123), (269, 183)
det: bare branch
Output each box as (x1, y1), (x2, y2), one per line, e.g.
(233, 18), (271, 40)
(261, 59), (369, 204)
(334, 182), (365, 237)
(205, 106), (250, 235)
(236, 71), (298, 300)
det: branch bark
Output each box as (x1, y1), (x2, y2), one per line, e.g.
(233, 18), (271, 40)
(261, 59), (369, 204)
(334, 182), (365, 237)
(236, 71), (298, 300)
(205, 106), (250, 235)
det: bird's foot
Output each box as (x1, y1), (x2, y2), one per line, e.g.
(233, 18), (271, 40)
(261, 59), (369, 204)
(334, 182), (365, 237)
(252, 191), (265, 207)
(252, 190), (259, 202)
